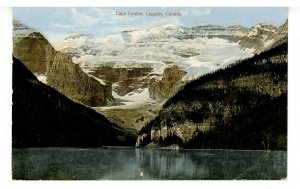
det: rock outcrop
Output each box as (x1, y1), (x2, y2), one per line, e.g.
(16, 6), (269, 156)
(89, 64), (186, 100)
(13, 22), (111, 106)
(46, 51), (112, 106)
(13, 31), (52, 74)
(238, 20), (288, 53)
(91, 66), (152, 96)
(149, 65), (186, 100)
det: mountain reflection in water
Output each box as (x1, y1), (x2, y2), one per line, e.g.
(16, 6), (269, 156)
(12, 148), (287, 180)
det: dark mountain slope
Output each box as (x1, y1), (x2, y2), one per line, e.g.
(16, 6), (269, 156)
(12, 57), (136, 147)
(136, 41), (287, 150)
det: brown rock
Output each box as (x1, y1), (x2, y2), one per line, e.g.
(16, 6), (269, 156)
(149, 65), (186, 99)
(91, 66), (152, 96)
(13, 32), (111, 106)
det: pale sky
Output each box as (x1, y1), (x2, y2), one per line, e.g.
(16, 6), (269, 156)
(13, 7), (288, 42)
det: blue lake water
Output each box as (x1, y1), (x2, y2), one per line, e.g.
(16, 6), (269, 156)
(12, 147), (287, 180)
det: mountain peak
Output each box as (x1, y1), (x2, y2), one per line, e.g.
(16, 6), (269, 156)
(253, 23), (277, 30)
(64, 33), (95, 40)
(28, 32), (45, 38)
(158, 23), (179, 29)
(278, 19), (288, 30)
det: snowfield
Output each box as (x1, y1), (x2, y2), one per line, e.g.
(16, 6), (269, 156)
(50, 23), (282, 107)
(53, 24), (257, 80)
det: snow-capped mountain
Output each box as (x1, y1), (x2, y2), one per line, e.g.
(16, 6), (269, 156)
(55, 24), (248, 78)
(57, 23), (282, 80)
(13, 20), (287, 131)
(54, 22), (286, 77)
(239, 23), (280, 52)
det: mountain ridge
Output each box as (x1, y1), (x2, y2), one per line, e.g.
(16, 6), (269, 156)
(12, 57), (136, 147)
(136, 41), (287, 150)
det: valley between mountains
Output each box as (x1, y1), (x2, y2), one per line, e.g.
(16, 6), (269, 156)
(12, 20), (287, 150)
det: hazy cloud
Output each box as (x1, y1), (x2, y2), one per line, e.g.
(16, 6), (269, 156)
(70, 8), (100, 26)
(13, 7), (288, 43)
(191, 9), (211, 16)
(51, 23), (71, 29)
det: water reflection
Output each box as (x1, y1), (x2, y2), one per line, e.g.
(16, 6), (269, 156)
(12, 148), (287, 180)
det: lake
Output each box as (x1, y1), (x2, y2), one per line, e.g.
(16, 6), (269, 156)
(12, 147), (287, 180)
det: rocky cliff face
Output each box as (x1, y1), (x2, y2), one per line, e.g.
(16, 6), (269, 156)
(90, 66), (152, 96)
(136, 41), (287, 150)
(238, 24), (277, 52)
(13, 32), (52, 74)
(238, 21), (288, 53)
(87, 64), (186, 100)
(149, 65), (186, 100)
(13, 22), (111, 106)
(46, 51), (112, 106)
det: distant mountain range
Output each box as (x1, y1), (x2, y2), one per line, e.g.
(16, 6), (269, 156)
(12, 20), (287, 149)
(53, 20), (287, 102)
(56, 21), (287, 130)
(14, 20), (287, 106)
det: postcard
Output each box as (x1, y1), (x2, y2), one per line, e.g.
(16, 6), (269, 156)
(11, 7), (287, 180)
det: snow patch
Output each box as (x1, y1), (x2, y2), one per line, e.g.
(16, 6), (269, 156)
(88, 74), (106, 85)
(118, 88), (150, 103)
(34, 73), (47, 84)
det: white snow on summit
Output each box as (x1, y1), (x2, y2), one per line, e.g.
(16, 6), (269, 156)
(50, 22), (286, 107)
(53, 23), (258, 80)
